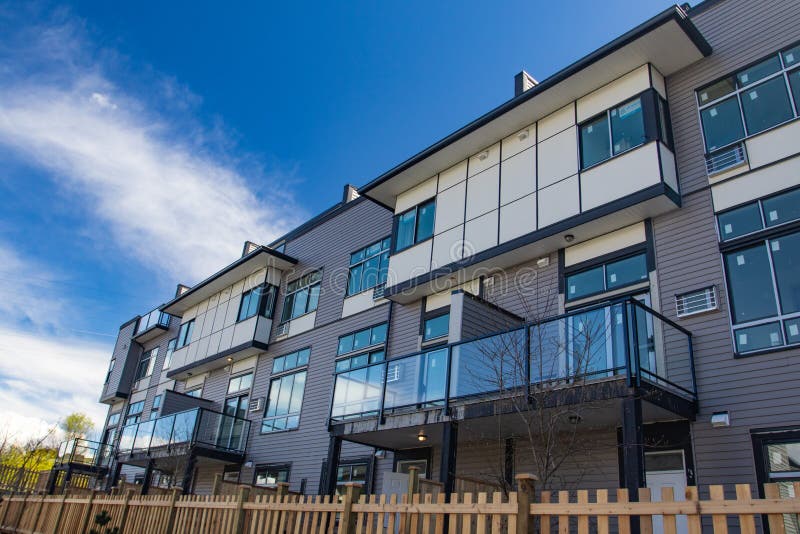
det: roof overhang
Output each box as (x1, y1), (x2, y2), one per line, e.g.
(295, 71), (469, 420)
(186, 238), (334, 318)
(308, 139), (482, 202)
(161, 247), (297, 316)
(358, 5), (711, 208)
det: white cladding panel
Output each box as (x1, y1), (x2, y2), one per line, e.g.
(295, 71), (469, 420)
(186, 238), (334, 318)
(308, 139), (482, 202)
(342, 290), (386, 318)
(466, 166), (500, 220)
(537, 129), (578, 189)
(500, 147), (536, 205)
(468, 142), (500, 176)
(431, 226), (463, 269)
(288, 311), (316, 337)
(538, 176), (580, 228)
(389, 241), (433, 284)
(576, 64), (650, 122)
(464, 210), (499, 254)
(396, 176), (437, 213)
(650, 65), (666, 99)
(434, 180), (466, 234)
(499, 193), (537, 243)
(712, 155), (800, 211)
(745, 120), (800, 169)
(660, 143), (678, 192)
(538, 104), (574, 140)
(438, 160), (468, 191)
(580, 142), (661, 211)
(231, 356), (257, 374)
(501, 124), (536, 160)
(565, 222), (646, 266)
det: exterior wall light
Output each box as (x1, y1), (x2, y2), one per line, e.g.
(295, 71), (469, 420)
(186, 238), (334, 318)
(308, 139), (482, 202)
(564, 234), (575, 243)
(536, 256), (550, 268)
(417, 430), (428, 442)
(477, 151), (489, 161)
(711, 411), (730, 427)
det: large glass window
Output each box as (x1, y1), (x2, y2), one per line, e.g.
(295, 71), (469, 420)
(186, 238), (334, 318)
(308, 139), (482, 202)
(579, 114), (610, 168)
(228, 373), (253, 394)
(176, 319), (194, 348)
(255, 464), (290, 487)
(162, 338), (177, 370)
(717, 204), (763, 240)
(395, 199), (436, 251)
(724, 229), (800, 354)
(348, 238), (391, 295)
(337, 323), (388, 356)
(717, 186), (800, 241)
(272, 348), (310, 374)
(565, 252), (648, 302)
(579, 95), (655, 169)
(262, 370), (307, 433)
(134, 348), (158, 381)
(238, 284), (277, 322)
(697, 45), (800, 153)
(335, 462), (368, 495)
(125, 401), (144, 426)
(610, 98), (646, 154)
(281, 271), (322, 322)
(423, 313), (450, 341)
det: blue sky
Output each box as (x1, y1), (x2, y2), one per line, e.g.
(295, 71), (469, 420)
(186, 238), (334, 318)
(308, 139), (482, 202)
(0, 0), (675, 440)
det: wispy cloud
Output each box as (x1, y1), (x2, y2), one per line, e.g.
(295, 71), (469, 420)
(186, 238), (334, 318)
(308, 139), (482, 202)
(0, 7), (305, 283)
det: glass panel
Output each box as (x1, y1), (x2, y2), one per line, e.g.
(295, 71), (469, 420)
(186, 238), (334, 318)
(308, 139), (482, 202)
(151, 415), (175, 448)
(718, 203), (763, 240)
(291, 288), (309, 318)
(416, 201), (436, 242)
(646, 452), (684, 471)
(734, 322), (783, 353)
(700, 96), (745, 151)
(307, 284), (320, 312)
(698, 76), (736, 104)
(784, 318), (800, 345)
(725, 243), (778, 323)
(350, 248), (365, 264)
(610, 98), (645, 154)
(297, 348), (310, 366)
(335, 359), (350, 373)
(288, 372), (306, 414)
(362, 255), (381, 290)
(580, 114), (611, 168)
(331, 363), (384, 419)
(133, 420), (155, 451)
(284, 351), (298, 370)
(369, 350), (385, 363)
(768, 443), (800, 472)
(351, 354), (369, 368)
(371, 323), (388, 344)
(741, 76), (793, 135)
(353, 329), (371, 350)
(366, 241), (381, 257)
(605, 254), (648, 290)
(338, 334), (354, 355)
(384, 349), (447, 409)
(118, 425), (137, 453)
(171, 410), (198, 445)
(566, 266), (604, 301)
(784, 45), (800, 67)
(763, 188), (800, 228)
(379, 252), (390, 284)
(770, 232), (800, 314)
(450, 330), (526, 398)
(424, 314), (450, 341)
(272, 357), (284, 374)
(569, 308), (618, 377)
(737, 55), (782, 87)
(396, 210), (416, 250)
(789, 70), (800, 108)
(530, 320), (565, 383)
(347, 264), (363, 295)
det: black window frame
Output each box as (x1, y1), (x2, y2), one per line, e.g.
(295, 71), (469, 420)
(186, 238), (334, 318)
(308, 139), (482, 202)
(227, 372), (254, 395)
(162, 338), (177, 370)
(254, 463), (291, 487)
(176, 319), (195, 349)
(280, 271), (322, 323)
(751, 426), (800, 533)
(563, 248), (650, 304)
(337, 322), (388, 357)
(107, 412), (121, 427)
(134, 347), (158, 381)
(261, 351), (310, 434)
(334, 322), (389, 373)
(347, 237), (391, 296)
(237, 283), (278, 323)
(105, 358), (115, 384)
(393, 198), (436, 253)
(185, 388), (202, 398)
(421, 306), (450, 343)
(696, 41), (800, 155)
(716, 185), (800, 242)
(125, 400), (144, 425)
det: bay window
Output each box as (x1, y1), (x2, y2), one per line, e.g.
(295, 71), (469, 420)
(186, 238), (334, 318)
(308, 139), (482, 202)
(281, 271), (322, 322)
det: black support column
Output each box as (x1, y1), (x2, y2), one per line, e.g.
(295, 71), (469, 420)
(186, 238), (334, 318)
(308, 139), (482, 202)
(141, 459), (155, 495)
(324, 435), (342, 496)
(621, 395), (645, 533)
(439, 422), (458, 499)
(105, 461), (123, 492)
(181, 452), (197, 495)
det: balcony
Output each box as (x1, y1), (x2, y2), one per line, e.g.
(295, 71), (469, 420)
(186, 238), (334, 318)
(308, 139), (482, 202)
(133, 308), (171, 342)
(330, 297), (695, 428)
(54, 439), (114, 471)
(117, 408), (250, 465)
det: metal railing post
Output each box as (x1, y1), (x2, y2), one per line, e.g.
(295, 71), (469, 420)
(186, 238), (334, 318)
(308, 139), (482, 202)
(687, 334), (698, 399)
(443, 347), (453, 412)
(378, 362), (389, 424)
(622, 302), (633, 387)
(629, 299), (642, 387)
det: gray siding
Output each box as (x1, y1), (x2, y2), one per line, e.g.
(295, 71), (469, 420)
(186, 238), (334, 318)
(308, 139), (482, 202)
(161, 390), (213, 416)
(99, 320), (139, 403)
(460, 292), (525, 341)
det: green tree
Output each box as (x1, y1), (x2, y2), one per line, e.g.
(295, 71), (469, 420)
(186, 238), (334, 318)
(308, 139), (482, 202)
(60, 412), (95, 442)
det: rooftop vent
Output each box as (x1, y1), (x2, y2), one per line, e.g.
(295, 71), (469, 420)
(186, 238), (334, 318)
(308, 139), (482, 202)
(242, 240), (261, 257)
(514, 70), (538, 97)
(175, 284), (190, 297)
(343, 184), (360, 203)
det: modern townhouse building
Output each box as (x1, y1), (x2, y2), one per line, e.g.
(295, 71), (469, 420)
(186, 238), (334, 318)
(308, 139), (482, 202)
(75, 0), (800, 524)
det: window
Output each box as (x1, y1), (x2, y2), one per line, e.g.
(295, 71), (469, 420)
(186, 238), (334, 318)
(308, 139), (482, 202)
(185, 388), (202, 398)
(335, 462), (368, 495)
(717, 186), (800, 241)
(228, 373), (253, 394)
(565, 252), (648, 302)
(395, 199), (436, 251)
(281, 271), (322, 322)
(134, 348), (158, 381)
(579, 94), (657, 169)
(107, 412), (121, 427)
(272, 348), (310, 374)
(152, 394), (162, 409)
(697, 44), (800, 153)
(105, 359), (115, 384)
(261, 370), (307, 433)
(335, 350), (385, 373)
(337, 323), (388, 356)
(125, 401), (144, 426)
(754, 430), (800, 533)
(348, 238), (391, 295)
(255, 464), (290, 487)
(724, 229), (800, 354)
(162, 338), (177, 370)
(238, 284), (277, 322)
(423, 313), (450, 341)
(176, 319), (195, 348)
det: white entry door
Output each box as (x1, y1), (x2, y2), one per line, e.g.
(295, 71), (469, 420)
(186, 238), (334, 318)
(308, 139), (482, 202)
(382, 472), (408, 498)
(647, 469), (688, 534)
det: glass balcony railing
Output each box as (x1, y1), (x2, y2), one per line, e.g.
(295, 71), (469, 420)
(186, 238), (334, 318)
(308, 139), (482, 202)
(134, 308), (170, 336)
(118, 408), (250, 457)
(330, 297), (695, 422)
(55, 439), (114, 469)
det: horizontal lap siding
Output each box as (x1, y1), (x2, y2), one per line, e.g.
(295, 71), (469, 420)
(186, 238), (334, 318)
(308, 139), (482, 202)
(460, 295), (525, 341)
(659, 0), (800, 487)
(484, 253), (560, 321)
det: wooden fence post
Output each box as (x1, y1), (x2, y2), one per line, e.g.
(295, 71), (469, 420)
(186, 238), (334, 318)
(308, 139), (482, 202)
(0, 492), (12, 528)
(406, 466), (420, 502)
(340, 483), (362, 534)
(51, 493), (67, 534)
(515, 473), (537, 534)
(31, 493), (46, 533)
(276, 482), (290, 497)
(164, 488), (180, 534)
(233, 485), (250, 534)
(212, 473), (222, 496)
(117, 489), (135, 534)
(78, 489), (97, 534)
(12, 493), (28, 532)
(764, 483), (787, 534)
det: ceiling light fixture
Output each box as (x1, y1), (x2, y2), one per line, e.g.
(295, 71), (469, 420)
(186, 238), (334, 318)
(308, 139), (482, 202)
(417, 430), (428, 442)
(564, 234), (575, 243)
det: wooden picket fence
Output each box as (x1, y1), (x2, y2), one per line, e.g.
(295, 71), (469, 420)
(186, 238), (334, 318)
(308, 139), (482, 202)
(3, 476), (800, 534)
(0, 466), (49, 494)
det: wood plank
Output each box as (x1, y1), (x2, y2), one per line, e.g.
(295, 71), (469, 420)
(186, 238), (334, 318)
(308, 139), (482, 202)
(639, 487), (653, 534)
(558, 491), (569, 534)
(617, 489), (631, 534)
(476, 492), (488, 534)
(764, 483), (786, 534)
(685, 487), (702, 534)
(661, 486), (677, 534)
(735, 484), (756, 534)
(596, 490), (609, 534)
(709, 485), (728, 534)
(491, 492), (502, 534)
(577, 490), (588, 534)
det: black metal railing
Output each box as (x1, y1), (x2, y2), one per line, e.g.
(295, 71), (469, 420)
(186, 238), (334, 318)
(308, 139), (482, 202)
(54, 439), (114, 469)
(134, 308), (171, 336)
(330, 297), (695, 422)
(117, 407), (250, 457)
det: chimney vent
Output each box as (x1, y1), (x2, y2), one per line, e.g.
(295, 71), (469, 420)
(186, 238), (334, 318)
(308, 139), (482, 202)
(343, 184), (360, 203)
(175, 284), (191, 297)
(514, 70), (538, 97)
(242, 240), (260, 257)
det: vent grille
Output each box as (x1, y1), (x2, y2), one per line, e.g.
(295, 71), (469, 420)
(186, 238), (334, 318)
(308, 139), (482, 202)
(249, 397), (264, 412)
(372, 284), (385, 300)
(276, 323), (290, 336)
(386, 364), (401, 383)
(676, 286), (718, 317)
(705, 143), (747, 175)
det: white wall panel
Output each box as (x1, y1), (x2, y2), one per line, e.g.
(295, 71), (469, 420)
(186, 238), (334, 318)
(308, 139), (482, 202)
(500, 147), (536, 205)
(651, 64), (667, 99)
(564, 222), (646, 266)
(577, 65), (650, 122)
(499, 193), (537, 243)
(396, 176), (437, 213)
(342, 291), (385, 318)
(580, 143), (661, 211)
(538, 176), (580, 228)
(746, 120), (800, 168)
(660, 143), (678, 193)
(388, 241), (433, 284)
(711, 154), (800, 211)
(218, 326), (234, 354)
(434, 180), (466, 234)
(538, 129), (578, 188)
(223, 295), (240, 328)
(538, 104), (574, 140)
(206, 331), (222, 357)
(212, 300), (228, 333)
(438, 160), (468, 191)
(288, 311), (315, 337)
(232, 316), (256, 347)
(468, 142), (500, 177)
(502, 124), (536, 160)
(466, 166), (500, 220)
(231, 356), (257, 374)
(464, 210), (498, 254)
(431, 225), (463, 269)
